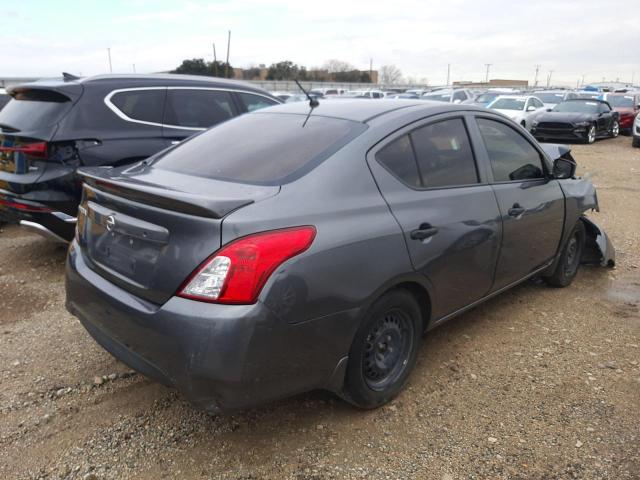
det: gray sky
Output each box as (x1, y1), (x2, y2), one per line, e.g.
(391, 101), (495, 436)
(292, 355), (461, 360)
(2, 0), (638, 86)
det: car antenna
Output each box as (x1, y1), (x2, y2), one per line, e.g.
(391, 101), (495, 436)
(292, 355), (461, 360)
(295, 79), (319, 127)
(62, 72), (80, 82)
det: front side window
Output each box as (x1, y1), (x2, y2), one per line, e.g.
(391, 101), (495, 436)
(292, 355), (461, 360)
(164, 89), (235, 129)
(238, 92), (278, 112)
(110, 89), (165, 123)
(477, 118), (544, 182)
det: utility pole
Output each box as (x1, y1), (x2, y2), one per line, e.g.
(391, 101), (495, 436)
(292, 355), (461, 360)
(446, 64), (450, 86)
(225, 30), (231, 78)
(132, 63), (136, 73)
(533, 64), (540, 87)
(484, 63), (492, 84)
(369, 58), (373, 83)
(546, 70), (553, 88)
(581, 74), (585, 87)
(107, 48), (112, 73)
(212, 42), (217, 76)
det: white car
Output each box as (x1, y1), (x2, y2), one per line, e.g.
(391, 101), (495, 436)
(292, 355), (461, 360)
(343, 89), (386, 99)
(487, 95), (546, 130)
(422, 88), (473, 104)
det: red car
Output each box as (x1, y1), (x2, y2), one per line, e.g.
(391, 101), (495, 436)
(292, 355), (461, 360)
(604, 93), (640, 134)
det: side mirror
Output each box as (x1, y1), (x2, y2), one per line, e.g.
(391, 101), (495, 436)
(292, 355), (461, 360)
(546, 108), (553, 112)
(526, 105), (536, 112)
(553, 157), (576, 179)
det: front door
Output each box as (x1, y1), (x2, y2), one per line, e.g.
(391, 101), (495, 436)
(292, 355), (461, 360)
(474, 117), (565, 290)
(368, 115), (502, 320)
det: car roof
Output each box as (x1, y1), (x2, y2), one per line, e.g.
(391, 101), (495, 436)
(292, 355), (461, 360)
(13, 73), (268, 92)
(256, 99), (476, 123)
(564, 98), (607, 103)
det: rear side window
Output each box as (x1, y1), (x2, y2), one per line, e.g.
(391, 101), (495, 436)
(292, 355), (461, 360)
(237, 92), (278, 112)
(110, 89), (164, 123)
(152, 113), (365, 185)
(164, 89), (235, 129)
(411, 119), (478, 188)
(377, 118), (478, 189)
(0, 89), (72, 132)
(376, 135), (421, 188)
(477, 118), (544, 182)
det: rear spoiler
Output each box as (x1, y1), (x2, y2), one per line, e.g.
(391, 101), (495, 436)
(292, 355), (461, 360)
(78, 168), (254, 219)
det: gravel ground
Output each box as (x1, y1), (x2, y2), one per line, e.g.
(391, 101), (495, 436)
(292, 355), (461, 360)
(0, 136), (639, 480)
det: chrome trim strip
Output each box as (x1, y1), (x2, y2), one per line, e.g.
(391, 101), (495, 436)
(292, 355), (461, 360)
(19, 220), (69, 243)
(103, 86), (279, 131)
(51, 211), (77, 223)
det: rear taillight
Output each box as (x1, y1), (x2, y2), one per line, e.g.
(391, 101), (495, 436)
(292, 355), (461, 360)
(0, 142), (48, 158)
(0, 197), (53, 212)
(178, 226), (316, 304)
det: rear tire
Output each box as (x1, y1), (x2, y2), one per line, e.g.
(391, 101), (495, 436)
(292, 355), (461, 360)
(343, 289), (422, 409)
(543, 221), (585, 288)
(633, 137), (640, 148)
(609, 120), (619, 138)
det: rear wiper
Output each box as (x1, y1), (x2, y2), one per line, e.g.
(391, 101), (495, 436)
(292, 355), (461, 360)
(0, 123), (19, 133)
(295, 79), (319, 128)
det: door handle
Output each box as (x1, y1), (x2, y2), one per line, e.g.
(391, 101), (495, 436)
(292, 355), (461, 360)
(410, 223), (439, 240)
(170, 140), (181, 145)
(508, 203), (525, 217)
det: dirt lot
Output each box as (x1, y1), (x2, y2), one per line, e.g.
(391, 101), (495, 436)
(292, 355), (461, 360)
(1, 136), (639, 480)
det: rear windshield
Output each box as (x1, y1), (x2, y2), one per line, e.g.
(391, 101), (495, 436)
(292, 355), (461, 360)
(152, 112), (366, 185)
(0, 89), (72, 132)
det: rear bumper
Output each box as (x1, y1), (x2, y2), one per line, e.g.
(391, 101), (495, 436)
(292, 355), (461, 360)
(0, 189), (77, 241)
(65, 242), (354, 412)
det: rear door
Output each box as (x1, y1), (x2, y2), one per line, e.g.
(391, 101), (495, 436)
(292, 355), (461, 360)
(472, 116), (564, 291)
(162, 88), (238, 145)
(367, 114), (502, 320)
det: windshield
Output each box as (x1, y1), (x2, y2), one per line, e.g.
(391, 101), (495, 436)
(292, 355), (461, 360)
(490, 98), (526, 111)
(0, 89), (72, 132)
(152, 113), (366, 185)
(535, 93), (565, 104)
(607, 96), (634, 108)
(423, 93), (451, 102)
(552, 101), (599, 114)
(475, 93), (499, 103)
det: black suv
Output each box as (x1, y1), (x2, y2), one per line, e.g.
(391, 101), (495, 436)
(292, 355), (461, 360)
(0, 74), (281, 241)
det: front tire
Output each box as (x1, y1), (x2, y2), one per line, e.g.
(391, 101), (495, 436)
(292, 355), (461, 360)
(343, 289), (422, 409)
(609, 120), (619, 138)
(543, 221), (585, 288)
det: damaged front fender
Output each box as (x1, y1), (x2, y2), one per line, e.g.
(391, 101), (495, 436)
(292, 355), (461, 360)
(580, 216), (615, 267)
(557, 176), (615, 268)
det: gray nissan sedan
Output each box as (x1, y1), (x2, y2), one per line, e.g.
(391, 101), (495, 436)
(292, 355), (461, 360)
(65, 99), (615, 413)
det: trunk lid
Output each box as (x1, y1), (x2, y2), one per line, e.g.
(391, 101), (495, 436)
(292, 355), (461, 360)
(76, 165), (279, 304)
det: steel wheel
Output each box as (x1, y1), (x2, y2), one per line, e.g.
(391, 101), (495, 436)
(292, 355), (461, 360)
(362, 308), (414, 391)
(563, 234), (580, 277)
